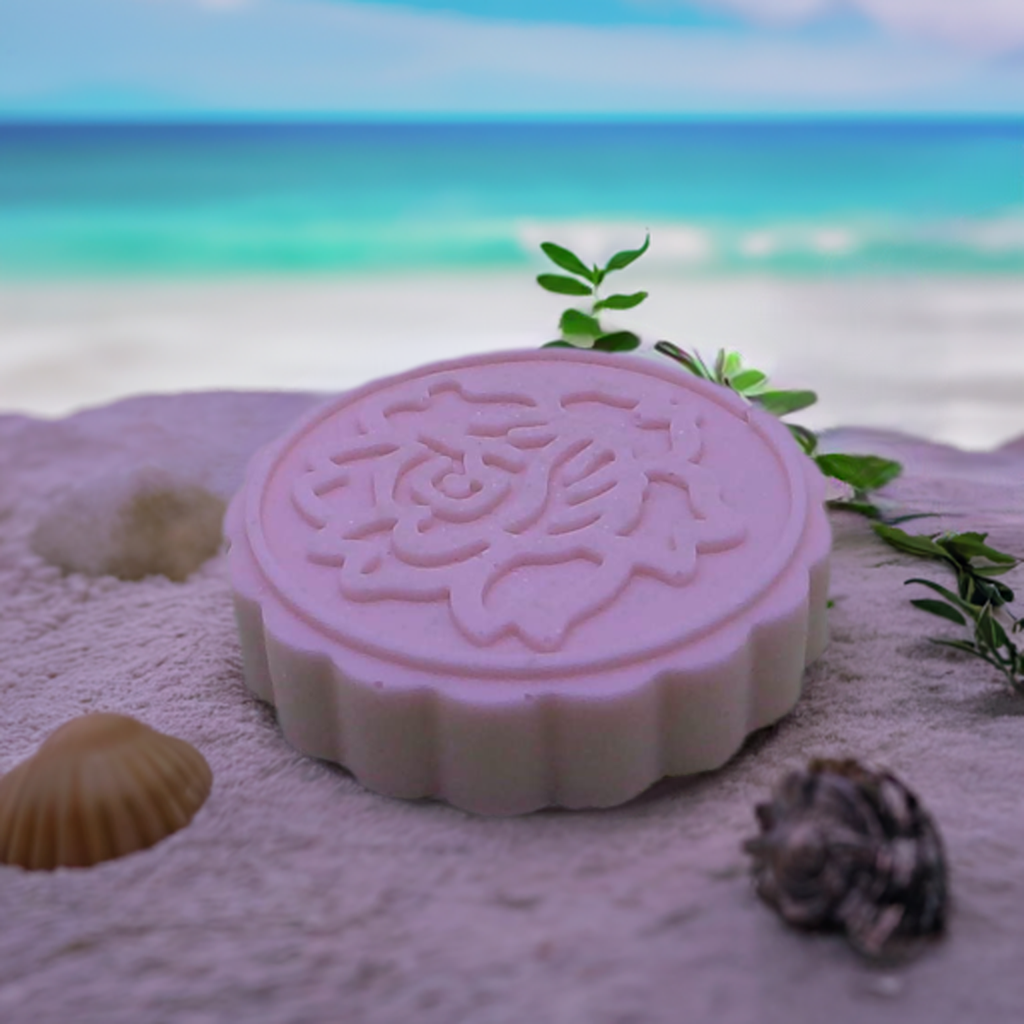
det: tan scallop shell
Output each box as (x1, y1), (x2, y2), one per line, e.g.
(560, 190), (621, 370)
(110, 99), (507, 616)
(0, 713), (212, 870)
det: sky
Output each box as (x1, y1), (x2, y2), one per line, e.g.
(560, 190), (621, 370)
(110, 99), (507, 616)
(1, 0), (1023, 119)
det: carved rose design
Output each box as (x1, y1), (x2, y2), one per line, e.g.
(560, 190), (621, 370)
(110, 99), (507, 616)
(292, 377), (746, 652)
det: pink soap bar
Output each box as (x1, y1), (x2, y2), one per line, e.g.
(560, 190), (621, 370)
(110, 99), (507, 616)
(226, 349), (830, 814)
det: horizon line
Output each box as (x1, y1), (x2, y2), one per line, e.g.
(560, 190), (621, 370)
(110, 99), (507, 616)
(2, 112), (1023, 127)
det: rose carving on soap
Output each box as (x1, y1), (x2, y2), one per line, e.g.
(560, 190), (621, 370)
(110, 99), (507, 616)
(291, 376), (747, 653)
(229, 350), (831, 813)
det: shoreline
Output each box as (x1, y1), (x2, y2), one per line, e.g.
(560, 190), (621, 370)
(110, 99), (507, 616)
(2, 271), (1022, 451)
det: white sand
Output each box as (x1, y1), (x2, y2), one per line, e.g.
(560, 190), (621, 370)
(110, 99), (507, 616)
(1, 389), (1023, 1023)
(2, 272), (1023, 449)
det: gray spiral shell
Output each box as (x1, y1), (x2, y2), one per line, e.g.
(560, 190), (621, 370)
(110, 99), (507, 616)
(743, 758), (947, 958)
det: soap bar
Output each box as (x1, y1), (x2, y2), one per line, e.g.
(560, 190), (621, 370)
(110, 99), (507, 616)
(226, 349), (830, 815)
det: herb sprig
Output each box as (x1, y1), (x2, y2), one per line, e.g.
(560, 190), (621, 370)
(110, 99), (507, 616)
(534, 232), (904, 518)
(874, 524), (1023, 692)
(534, 232), (1022, 693)
(537, 235), (649, 353)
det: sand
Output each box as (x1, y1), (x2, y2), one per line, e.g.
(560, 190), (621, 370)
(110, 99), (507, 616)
(1, 384), (1023, 1024)
(2, 272), (1023, 449)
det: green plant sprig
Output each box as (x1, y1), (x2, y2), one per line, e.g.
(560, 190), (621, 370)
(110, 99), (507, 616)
(535, 232), (909, 522)
(537, 234), (649, 353)
(654, 339), (818, 444)
(654, 340), (907, 520)
(874, 524), (1023, 692)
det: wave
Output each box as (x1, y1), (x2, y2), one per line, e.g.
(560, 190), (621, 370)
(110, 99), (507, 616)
(515, 216), (1024, 276)
(1, 210), (1022, 278)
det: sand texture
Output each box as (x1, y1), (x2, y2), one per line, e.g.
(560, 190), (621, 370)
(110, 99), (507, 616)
(0, 390), (1023, 1024)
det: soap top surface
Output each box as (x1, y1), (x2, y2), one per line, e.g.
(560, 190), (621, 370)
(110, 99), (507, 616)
(239, 349), (812, 679)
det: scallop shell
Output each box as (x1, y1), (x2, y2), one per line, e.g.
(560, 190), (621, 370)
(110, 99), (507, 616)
(0, 713), (212, 870)
(743, 758), (947, 958)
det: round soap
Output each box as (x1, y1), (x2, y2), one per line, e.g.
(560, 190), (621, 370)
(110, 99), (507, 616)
(226, 349), (830, 814)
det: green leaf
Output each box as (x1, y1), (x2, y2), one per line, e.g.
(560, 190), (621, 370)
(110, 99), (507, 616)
(972, 564), (1018, 578)
(540, 242), (595, 282)
(604, 233), (651, 272)
(976, 611), (1011, 652)
(730, 369), (768, 394)
(938, 532), (1019, 566)
(542, 340), (578, 348)
(787, 423), (819, 456)
(593, 291), (648, 312)
(905, 577), (980, 618)
(654, 341), (713, 380)
(537, 274), (593, 297)
(873, 524), (947, 559)
(930, 638), (994, 665)
(911, 599), (967, 626)
(827, 499), (883, 520)
(960, 575), (1013, 608)
(754, 390), (818, 417)
(559, 309), (602, 337)
(886, 512), (944, 526)
(713, 349), (727, 382)
(722, 351), (743, 380)
(593, 331), (641, 352)
(815, 454), (902, 494)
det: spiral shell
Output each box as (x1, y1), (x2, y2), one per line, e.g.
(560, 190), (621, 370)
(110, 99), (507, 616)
(0, 713), (212, 870)
(743, 758), (947, 958)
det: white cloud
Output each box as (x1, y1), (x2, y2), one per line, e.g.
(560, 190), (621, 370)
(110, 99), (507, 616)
(699, 0), (1024, 54)
(2, 0), (1021, 116)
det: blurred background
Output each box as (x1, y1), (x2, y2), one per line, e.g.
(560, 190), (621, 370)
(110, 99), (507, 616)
(1, 0), (1022, 447)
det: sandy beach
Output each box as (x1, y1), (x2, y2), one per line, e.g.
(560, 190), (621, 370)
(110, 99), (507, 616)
(1, 388), (1023, 1023)
(2, 272), (1023, 450)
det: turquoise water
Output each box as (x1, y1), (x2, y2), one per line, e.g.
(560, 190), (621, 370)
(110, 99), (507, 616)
(1, 121), (1022, 277)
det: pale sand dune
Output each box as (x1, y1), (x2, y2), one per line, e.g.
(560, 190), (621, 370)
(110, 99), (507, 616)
(1, 273), (1023, 449)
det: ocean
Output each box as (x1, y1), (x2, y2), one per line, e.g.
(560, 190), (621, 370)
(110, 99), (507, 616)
(1, 120), (1023, 278)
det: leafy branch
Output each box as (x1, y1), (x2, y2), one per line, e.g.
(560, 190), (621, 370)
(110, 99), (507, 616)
(874, 524), (1023, 693)
(537, 234), (649, 353)
(535, 231), (908, 521)
(654, 340), (907, 520)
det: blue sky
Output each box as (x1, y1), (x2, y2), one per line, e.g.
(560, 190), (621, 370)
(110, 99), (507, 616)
(1, 0), (1022, 119)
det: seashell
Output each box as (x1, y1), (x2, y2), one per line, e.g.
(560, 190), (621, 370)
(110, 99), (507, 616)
(0, 713), (212, 870)
(743, 758), (947, 958)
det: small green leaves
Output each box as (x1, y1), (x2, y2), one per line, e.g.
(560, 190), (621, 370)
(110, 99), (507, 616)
(594, 291), (648, 312)
(905, 577), (978, 616)
(817, 454), (902, 496)
(788, 425), (818, 456)
(873, 524), (946, 559)
(542, 340), (577, 348)
(604, 233), (650, 272)
(593, 331), (641, 352)
(881, 529), (1023, 693)
(537, 274), (592, 297)
(938, 531), (1017, 567)
(655, 341), (713, 379)
(753, 390), (818, 417)
(718, 350), (742, 381)
(537, 234), (650, 349)
(911, 599), (968, 626)
(730, 369), (768, 394)
(559, 309), (602, 337)
(540, 242), (595, 282)
(819, 455), (903, 521)
(875, 525), (1020, 605)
